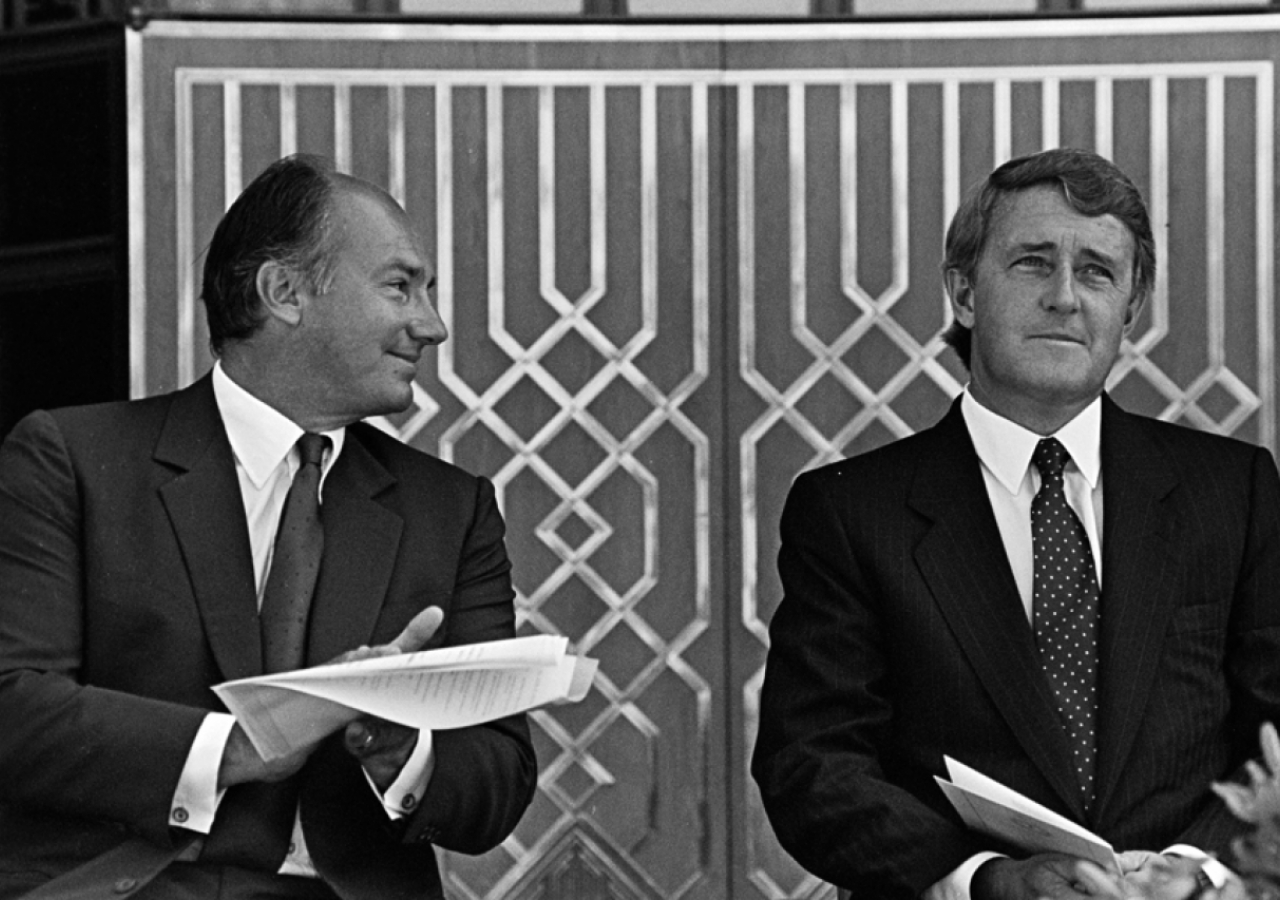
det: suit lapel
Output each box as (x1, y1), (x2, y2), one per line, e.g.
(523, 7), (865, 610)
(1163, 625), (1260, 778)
(155, 375), (263, 682)
(155, 390), (405, 677)
(1091, 398), (1180, 819)
(305, 429), (403, 665)
(910, 401), (1089, 819)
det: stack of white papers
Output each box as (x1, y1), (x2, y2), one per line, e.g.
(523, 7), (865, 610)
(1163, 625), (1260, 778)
(213, 635), (597, 761)
(935, 756), (1118, 870)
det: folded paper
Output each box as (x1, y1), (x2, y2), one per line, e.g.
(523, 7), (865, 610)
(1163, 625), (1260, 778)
(935, 756), (1118, 870)
(214, 634), (597, 761)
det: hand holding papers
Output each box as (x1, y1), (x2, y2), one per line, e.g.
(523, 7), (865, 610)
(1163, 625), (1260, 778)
(214, 635), (597, 762)
(936, 756), (1118, 871)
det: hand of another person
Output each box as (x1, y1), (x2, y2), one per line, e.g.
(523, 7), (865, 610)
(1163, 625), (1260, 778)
(1116, 852), (1248, 900)
(973, 854), (1127, 900)
(330, 605), (445, 791)
(1116, 852), (1199, 900)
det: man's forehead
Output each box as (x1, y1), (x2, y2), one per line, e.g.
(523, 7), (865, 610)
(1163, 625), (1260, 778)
(329, 183), (432, 264)
(987, 185), (1135, 258)
(331, 180), (412, 227)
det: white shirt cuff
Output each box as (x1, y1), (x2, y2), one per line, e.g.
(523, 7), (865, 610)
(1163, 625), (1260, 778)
(170, 712), (235, 832)
(924, 852), (1007, 900)
(364, 729), (435, 819)
(1163, 844), (1231, 888)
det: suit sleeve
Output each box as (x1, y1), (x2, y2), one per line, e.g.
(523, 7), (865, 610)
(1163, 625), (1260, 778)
(406, 474), (536, 852)
(302, 471), (535, 868)
(0, 412), (206, 846)
(1173, 444), (1280, 852)
(751, 471), (985, 899)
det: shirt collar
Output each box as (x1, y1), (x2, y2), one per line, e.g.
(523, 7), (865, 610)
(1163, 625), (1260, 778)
(960, 389), (1102, 495)
(211, 361), (346, 489)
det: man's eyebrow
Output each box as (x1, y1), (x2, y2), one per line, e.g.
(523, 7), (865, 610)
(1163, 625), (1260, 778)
(1078, 247), (1122, 269)
(1006, 241), (1123, 269)
(1008, 241), (1056, 255)
(377, 259), (427, 278)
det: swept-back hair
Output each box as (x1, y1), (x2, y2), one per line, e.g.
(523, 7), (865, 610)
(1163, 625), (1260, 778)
(201, 154), (339, 354)
(941, 147), (1155, 368)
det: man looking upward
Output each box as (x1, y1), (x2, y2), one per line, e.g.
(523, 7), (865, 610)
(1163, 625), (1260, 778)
(753, 148), (1280, 900)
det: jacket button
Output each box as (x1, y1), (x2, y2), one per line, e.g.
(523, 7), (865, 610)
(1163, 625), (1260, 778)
(113, 878), (138, 893)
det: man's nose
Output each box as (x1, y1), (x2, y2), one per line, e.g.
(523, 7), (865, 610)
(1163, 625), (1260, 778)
(408, 292), (449, 345)
(1043, 265), (1081, 312)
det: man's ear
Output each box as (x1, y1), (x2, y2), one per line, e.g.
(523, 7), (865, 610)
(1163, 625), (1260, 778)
(255, 260), (305, 327)
(1122, 286), (1148, 336)
(945, 268), (976, 329)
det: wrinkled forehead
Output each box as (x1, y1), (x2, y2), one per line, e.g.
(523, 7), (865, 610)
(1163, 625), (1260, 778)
(986, 184), (1136, 261)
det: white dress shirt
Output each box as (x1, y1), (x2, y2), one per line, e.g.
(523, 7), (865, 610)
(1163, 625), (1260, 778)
(962, 390), (1104, 614)
(167, 362), (434, 876)
(926, 390), (1104, 900)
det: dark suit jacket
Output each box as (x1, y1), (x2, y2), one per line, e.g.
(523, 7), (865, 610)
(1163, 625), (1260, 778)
(0, 375), (536, 900)
(752, 395), (1280, 898)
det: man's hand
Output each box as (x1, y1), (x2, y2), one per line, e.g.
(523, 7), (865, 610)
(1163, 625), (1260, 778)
(973, 855), (1127, 900)
(217, 722), (313, 789)
(216, 606), (445, 791)
(332, 605), (445, 791)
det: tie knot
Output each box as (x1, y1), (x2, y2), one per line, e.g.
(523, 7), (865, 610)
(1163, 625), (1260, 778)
(297, 433), (328, 469)
(1033, 437), (1071, 480)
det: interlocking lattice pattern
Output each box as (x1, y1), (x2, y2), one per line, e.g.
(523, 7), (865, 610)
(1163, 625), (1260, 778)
(157, 64), (719, 899)
(131, 20), (1278, 899)
(736, 60), (1274, 900)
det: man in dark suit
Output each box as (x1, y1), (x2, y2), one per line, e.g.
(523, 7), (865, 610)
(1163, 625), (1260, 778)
(0, 155), (536, 899)
(752, 148), (1280, 900)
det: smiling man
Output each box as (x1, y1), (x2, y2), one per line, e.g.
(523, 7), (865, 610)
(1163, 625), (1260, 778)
(753, 149), (1280, 900)
(0, 155), (535, 900)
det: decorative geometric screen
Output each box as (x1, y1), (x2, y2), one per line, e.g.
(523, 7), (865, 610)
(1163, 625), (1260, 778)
(733, 60), (1275, 900)
(129, 15), (1280, 899)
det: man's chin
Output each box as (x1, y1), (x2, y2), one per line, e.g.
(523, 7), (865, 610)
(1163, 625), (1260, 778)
(383, 394), (416, 417)
(359, 385), (417, 422)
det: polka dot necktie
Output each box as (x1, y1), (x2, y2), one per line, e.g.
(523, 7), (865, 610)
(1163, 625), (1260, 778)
(1031, 437), (1100, 809)
(260, 432), (329, 673)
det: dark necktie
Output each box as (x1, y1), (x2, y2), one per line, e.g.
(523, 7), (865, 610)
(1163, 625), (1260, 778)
(1031, 437), (1100, 809)
(204, 432), (328, 870)
(260, 432), (328, 673)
